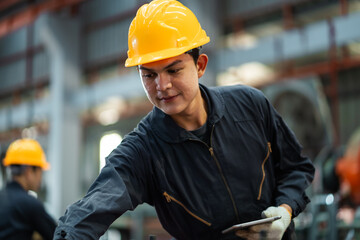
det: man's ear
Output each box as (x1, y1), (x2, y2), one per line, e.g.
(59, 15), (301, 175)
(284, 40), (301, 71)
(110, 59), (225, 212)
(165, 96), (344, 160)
(196, 54), (208, 78)
(23, 166), (33, 179)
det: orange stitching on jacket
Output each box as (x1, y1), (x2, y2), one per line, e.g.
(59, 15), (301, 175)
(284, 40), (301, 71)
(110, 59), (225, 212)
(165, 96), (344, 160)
(257, 142), (272, 200)
(163, 192), (212, 226)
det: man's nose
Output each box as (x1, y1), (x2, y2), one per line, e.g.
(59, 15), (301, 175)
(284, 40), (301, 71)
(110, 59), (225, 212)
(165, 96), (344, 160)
(156, 73), (172, 91)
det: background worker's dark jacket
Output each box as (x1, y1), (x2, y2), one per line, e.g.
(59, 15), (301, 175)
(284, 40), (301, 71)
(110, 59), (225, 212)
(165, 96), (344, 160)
(54, 84), (315, 240)
(0, 181), (56, 240)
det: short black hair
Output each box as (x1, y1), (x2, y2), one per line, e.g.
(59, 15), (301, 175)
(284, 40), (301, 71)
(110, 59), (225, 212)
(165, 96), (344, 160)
(185, 47), (201, 64)
(9, 165), (39, 176)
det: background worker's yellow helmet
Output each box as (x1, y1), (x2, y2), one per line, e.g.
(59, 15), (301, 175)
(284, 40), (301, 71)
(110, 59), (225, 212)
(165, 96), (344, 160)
(125, 0), (210, 67)
(3, 138), (50, 170)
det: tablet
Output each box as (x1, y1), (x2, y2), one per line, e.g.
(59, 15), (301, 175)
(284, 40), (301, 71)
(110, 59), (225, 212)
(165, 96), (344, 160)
(222, 216), (282, 234)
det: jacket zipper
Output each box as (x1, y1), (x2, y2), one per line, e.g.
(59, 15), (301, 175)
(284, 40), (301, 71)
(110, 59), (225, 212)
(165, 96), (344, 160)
(208, 124), (240, 223)
(163, 192), (212, 226)
(208, 147), (240, 223)
(257, 142), (272, 200)
(188, 124), (240, 223)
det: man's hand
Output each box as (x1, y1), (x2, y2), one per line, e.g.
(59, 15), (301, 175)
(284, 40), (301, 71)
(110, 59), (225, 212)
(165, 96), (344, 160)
(235, 205), (292, 240)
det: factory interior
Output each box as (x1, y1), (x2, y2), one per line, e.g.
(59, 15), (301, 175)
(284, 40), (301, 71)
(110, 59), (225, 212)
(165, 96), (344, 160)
(0, 0), (360, 239)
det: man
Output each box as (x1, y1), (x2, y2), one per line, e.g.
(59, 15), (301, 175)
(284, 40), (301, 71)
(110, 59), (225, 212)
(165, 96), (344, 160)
(54, 0), (315, 239)
(0, 138), (56, 240)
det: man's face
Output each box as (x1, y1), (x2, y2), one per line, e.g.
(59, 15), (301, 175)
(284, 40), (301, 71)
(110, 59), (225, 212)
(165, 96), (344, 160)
(138, 53), (206, 117)
(27, 167), (43, 192)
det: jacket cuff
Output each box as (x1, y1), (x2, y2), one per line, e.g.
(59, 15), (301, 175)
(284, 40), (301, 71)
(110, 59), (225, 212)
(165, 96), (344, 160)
(276, 194), (310, 218)
(53, 226), (76, 240)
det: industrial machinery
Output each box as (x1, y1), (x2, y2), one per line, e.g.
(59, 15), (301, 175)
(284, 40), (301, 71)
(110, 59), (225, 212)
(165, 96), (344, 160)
(263, 77), (360, 239)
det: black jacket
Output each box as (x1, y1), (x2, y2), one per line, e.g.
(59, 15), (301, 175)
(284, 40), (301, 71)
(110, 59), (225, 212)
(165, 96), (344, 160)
(0, 181), (56, 240)
(54, 84), (315, 240)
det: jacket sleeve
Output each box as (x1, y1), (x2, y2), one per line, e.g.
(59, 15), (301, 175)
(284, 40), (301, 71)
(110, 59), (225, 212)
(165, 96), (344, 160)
(53, 137), (150, 240)
(26, 197), (57, 240)
(264, 97), (315, 218)
(34, 207), (57, 240)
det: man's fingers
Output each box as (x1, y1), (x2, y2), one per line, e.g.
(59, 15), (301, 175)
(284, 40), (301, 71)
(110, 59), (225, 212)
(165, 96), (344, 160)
(236, 229), (269, 240)
(235, 229), (255, 240)
(262, 206), (278, 217)
(250, 222), (271, 232)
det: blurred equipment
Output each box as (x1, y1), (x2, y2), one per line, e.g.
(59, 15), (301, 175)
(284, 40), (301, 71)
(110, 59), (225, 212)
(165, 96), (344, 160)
(308, 128), (360, 240)
(336, 127), (360, 205)
(262, 76), (332, 160)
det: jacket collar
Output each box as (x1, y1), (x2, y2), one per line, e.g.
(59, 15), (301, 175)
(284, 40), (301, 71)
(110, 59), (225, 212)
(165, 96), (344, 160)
(7, 180), (26, 191)
(149, 84), (225, 143)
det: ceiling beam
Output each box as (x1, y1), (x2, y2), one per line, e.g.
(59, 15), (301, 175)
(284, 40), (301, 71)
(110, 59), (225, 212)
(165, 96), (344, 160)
(0, 0), (23, 12)
(0, 0), (86, 38)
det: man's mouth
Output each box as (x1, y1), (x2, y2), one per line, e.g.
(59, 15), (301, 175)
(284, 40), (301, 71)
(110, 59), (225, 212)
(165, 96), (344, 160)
(159, 94), (178, 102)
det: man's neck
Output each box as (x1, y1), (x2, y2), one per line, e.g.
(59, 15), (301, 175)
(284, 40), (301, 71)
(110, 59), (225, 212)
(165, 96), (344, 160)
(171, 97), (208, 131)
(12, 176), (29, 191)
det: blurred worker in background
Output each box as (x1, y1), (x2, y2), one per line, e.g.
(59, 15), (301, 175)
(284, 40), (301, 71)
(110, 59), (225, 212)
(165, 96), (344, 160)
(0, 138), (56, 240)
(54, 0), (315, 239)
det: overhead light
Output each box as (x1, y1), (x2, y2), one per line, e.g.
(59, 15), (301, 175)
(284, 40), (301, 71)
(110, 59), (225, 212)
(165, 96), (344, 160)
(226, 32), (257, 50)
(93, 97), (126, 126)
(21, 126), (38, 139)
(99, 132), (122, 172)
(217, 62), (275, 87)
(325, 194), (334, 205)
(348, 42), (360, 55)
(97, 109), (119, 126)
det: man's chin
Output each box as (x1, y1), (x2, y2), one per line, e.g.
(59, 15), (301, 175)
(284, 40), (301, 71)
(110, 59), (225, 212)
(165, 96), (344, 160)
(160, 107), (182, 116)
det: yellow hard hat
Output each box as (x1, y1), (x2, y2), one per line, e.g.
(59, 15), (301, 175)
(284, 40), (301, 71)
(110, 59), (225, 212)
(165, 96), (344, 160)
(125, 0), (210, 67)
(3, 138), (50, 170)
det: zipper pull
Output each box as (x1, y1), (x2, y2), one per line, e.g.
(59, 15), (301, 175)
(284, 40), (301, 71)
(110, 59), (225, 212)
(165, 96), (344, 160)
(209, 147), (214, 156)
(163, 192), (171, 202)
(268, 142), (272, 152)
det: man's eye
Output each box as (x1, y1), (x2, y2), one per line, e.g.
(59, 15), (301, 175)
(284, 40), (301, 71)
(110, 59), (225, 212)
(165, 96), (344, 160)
(142, 73), (155, 79)
(168, 68), (181, 74)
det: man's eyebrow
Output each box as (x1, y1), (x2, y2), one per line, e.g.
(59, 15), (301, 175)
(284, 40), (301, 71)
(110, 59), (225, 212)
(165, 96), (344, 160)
(163, 60), (182, 69)
(139, 60), (182, 72)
